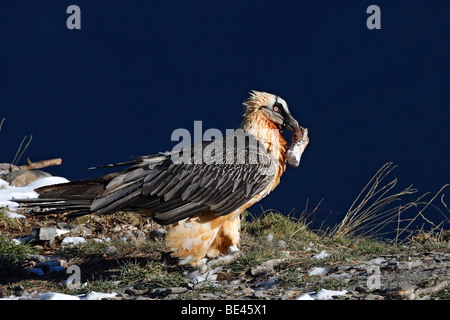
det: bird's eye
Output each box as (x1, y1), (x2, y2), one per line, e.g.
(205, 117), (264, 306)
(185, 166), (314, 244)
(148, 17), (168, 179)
(273, 106), (279, 112)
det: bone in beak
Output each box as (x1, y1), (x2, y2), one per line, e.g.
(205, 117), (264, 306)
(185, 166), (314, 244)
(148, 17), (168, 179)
(286, 126), (309, 167)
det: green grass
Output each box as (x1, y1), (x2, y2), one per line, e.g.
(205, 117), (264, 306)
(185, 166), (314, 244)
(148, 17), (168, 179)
(0, 207), (17, 228)
(234, 210), (402, 277)
(62, 237), (164, 262)
(0, 234), (35, 278)
(1, 171), (448, 299)
(118, 259), (187, 287)
(244, 210), (316, 243)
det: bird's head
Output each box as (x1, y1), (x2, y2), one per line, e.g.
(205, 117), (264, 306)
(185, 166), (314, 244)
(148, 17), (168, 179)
(242, 90), (301, 137)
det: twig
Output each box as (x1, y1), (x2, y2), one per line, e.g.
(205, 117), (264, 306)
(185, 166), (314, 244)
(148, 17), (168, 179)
(18, 158), (62, 170)
(394, 184), (449, 241)
(12, 135), (33, 166)
(2, 158), (63, 171)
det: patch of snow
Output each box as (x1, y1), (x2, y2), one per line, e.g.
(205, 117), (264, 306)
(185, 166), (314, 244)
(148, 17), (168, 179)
(297, 289), (348, 300)
(93, 237), (111, 243)
(6, 211), (26, 219)
(82, 291), (117, 300)
(296, 293), (315, 300)
(23, 176), (69, 189)
(56, 228), (70, 236)
(0, 176), (69, 218)
(308, 267), (328, 276)
(370, 257), (385, 265)
(61, 236), (86, 246)
(314, 289), (348, 300)
(312, 250), (330, 260)
(37, 292), (81, 300)
(304, 242), (317, 252)
(35, 291), (117, 300)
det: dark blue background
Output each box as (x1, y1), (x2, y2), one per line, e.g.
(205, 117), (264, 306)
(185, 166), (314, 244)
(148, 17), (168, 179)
(1, 1), (449, 231)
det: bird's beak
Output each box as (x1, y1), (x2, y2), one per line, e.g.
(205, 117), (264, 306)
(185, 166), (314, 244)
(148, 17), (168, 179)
(284, 113), (305, 142)
(284, 113), (300, 134)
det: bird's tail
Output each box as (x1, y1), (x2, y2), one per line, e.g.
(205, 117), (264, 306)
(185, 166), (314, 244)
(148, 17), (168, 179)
(17, 153), (169, 218)
(17, 173), (117, 218)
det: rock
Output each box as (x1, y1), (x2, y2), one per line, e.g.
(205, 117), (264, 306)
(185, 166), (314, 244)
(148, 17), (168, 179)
(254, 276), (279, 289)
(31, 227), (70, 241)
(253, 290), (265, 299)
(147, 288), (171, 299)
(274, 240), (288, 248)
(364, 294), (384, 300)
(31, 227), (58, 241)
(80, 226), (93, 235)
(370, 257), (386, 265)
(103, 245), (118, 257)
(133, 230), (146, 240)
(123, 285), (145, 296)
(150, 228), (166, 239)
(168, 287), (188, 294)
(265, 234), (274, 242)
(2, 170), (51, 187)
(237, 285), (255, 297)
(250, 259), (285, 276)
(56, 222), (77, 231)
(56, 224), (92, 236)
(199, 292), (219, 300)
(25, 254), (47, 264)
(307, 267), (328, 276)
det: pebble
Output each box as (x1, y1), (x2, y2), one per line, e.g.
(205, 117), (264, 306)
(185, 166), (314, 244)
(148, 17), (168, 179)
(168, 287), (188, 294)
(150, 228), (166, 239)
(308, 267), (328, 276)
(254, 276), (279, 289)
(274, 240), (288, 248)
(103, 245), (118, 257)
(7, 250), (450, 300)
(250, 259), (285, 276)
(25, 254), (47, 264)
(31, 227), (57, 241)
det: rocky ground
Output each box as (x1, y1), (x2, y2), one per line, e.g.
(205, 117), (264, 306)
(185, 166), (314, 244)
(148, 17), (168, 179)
(110, 250), (450, 301)
(1, 210), (449, 301)
(1, 168), (449, 301)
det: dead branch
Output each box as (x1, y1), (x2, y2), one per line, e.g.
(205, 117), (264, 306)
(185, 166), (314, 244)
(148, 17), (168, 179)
(19, 158), (62, 170)
(0, 158), (63, 172)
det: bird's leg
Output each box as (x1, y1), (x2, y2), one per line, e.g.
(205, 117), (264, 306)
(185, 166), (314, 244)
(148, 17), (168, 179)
(206, 213), (240, 259)
(166, 212), (241, 266)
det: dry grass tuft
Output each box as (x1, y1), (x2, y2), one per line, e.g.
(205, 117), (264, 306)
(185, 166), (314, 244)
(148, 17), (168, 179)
(330, 162), (449, 241)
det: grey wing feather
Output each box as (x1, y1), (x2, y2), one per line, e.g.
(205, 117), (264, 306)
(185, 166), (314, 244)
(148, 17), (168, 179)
(24, 132), (276, 226)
